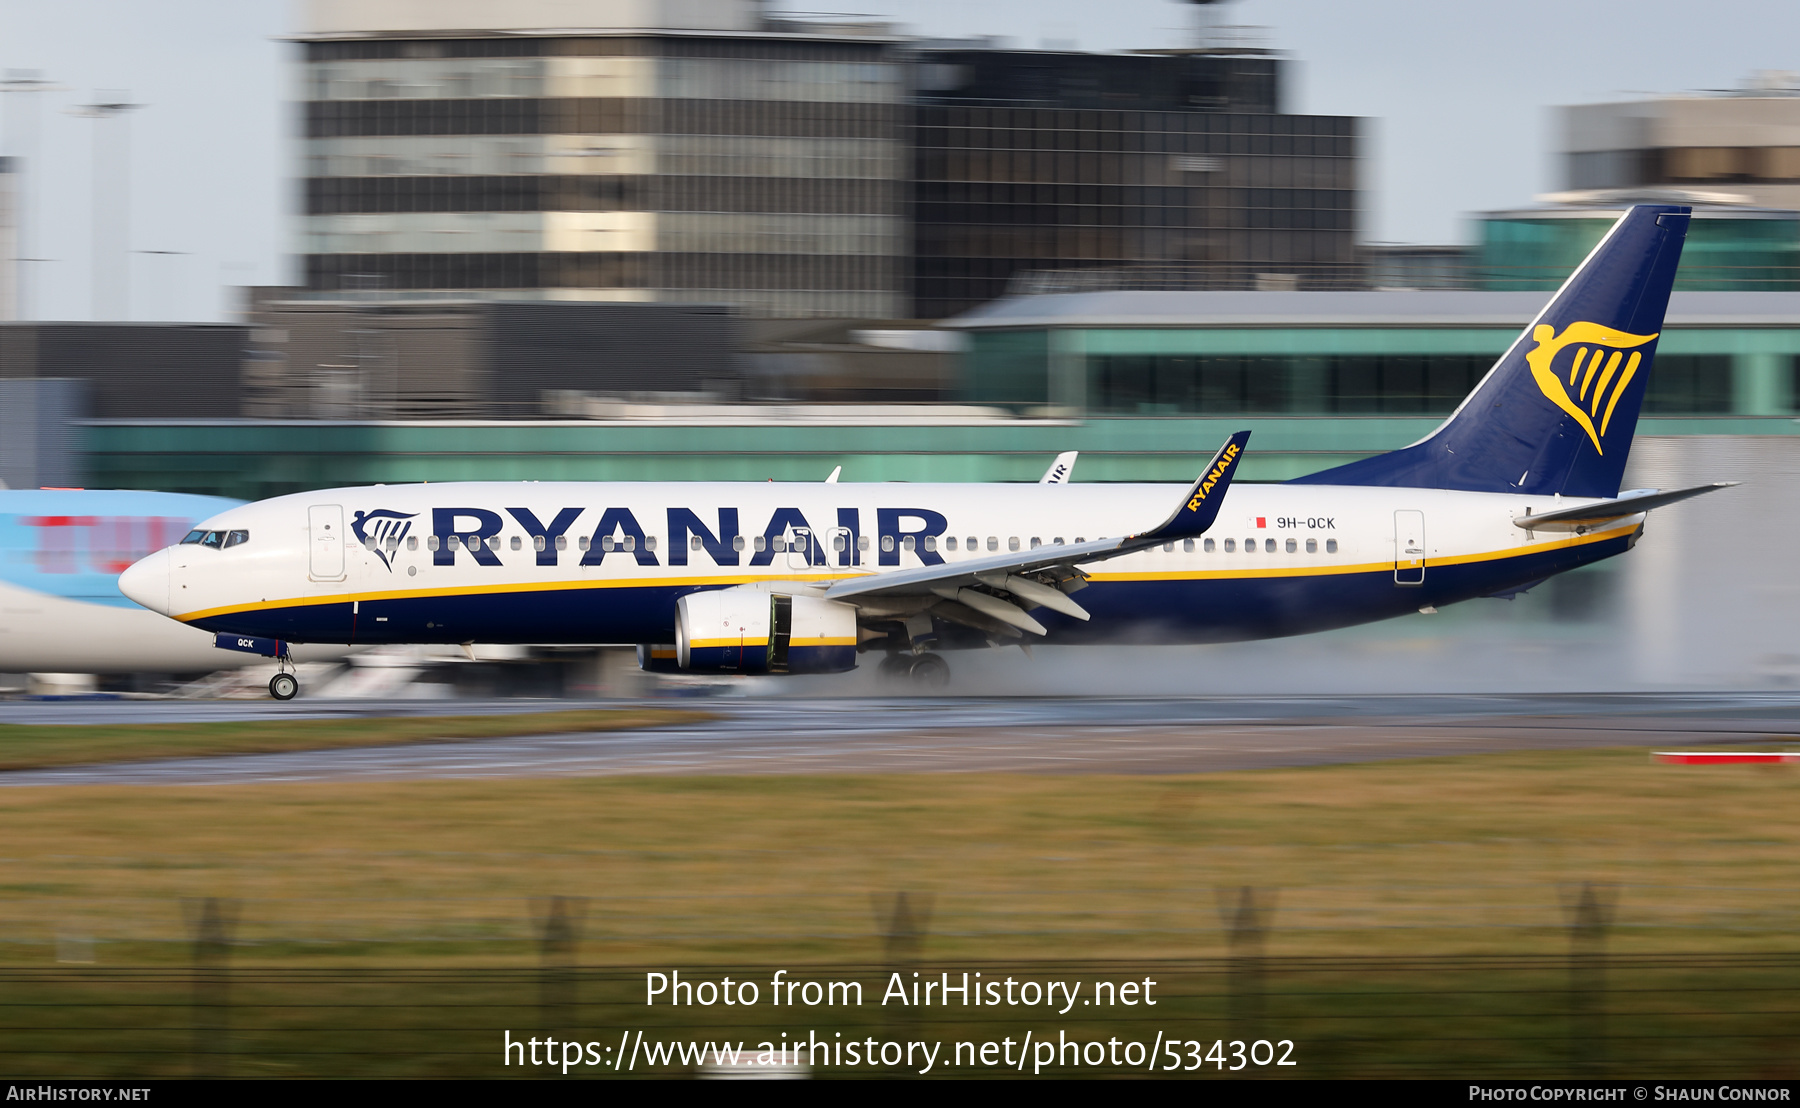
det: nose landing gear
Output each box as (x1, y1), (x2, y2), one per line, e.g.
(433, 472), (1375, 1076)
(268, 661), (299, 701)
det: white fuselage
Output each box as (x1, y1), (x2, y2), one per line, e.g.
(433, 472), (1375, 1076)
(121, 481), (1642, 651)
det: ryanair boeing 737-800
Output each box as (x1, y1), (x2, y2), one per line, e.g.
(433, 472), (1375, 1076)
(119, 205), (1732, 699)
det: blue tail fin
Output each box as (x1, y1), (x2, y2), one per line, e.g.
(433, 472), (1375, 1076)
(1292, 204), (1690, 498)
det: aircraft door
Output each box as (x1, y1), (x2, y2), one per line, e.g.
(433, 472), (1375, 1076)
(828, 526), (855, 567)
(309, 504), (346, 581)
(1394, 510), (1425, 586)
(786, 526), (820, 570)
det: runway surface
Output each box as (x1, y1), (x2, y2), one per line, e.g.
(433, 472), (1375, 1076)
(1, 692), (1797, 786)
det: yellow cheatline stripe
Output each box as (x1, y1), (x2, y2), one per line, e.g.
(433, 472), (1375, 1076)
(178, 523), (1639, 622)
(175, 570), (870, 623)
(670, 636), (855, 650)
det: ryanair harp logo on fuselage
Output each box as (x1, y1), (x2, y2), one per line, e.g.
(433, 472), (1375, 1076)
(351, 509), (416, 571)
(1525, 322), (1659, 454)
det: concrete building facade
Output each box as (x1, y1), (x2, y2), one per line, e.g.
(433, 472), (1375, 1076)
(1561, 78), (1800, 211)
(296, 0), (909, 317)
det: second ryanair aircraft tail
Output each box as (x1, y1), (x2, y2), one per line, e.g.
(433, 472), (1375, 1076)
(1293, 204), (1691, 499)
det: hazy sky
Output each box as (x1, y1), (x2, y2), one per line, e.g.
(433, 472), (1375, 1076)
(2, 0), (1798, 322)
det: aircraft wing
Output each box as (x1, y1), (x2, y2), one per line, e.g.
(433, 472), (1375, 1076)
(1513, 482), (1737, 532)
(822, 432), (1249, 632)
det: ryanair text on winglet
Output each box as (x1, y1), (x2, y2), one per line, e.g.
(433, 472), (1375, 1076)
(1187, 441), (1241, 512)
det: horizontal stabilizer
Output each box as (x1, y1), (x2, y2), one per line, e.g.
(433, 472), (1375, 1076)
(1514, 482), (1737, 531)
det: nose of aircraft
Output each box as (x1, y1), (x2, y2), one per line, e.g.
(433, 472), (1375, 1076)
(118, 548), (172, 616)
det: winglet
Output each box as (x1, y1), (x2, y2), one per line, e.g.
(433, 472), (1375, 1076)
(1136, 431), (1251, 542)
(1039, 451), (1078, 484)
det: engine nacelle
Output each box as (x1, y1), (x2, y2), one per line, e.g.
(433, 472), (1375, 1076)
(674, 588), (858, 674)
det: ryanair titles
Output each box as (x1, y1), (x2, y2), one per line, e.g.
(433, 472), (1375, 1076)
(1186, 441), (1242, 512)
(370, 505), (954, 572)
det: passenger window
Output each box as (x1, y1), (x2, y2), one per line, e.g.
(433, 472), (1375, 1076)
(732, 535), (746, 551)
(1285, 538), (1297, 553)
(1183, 539), (1194, 552)
(407, 536), (418, 551)
(1075, 536), (1085, 544)
(1162, 542), (1173, 553)
(1030, 537), (1041, 548)
(556, 535), (567, 551)
(923, 535), (937, 552)
(578, 536), (591, 551)
(1054, 537), (1064, 545)
(902, 536), (916, 552)
(945, 536), (957, 551)
(623, 535), (636, 551)
(1008, 537), (1020, 552)
(1265, 538), (1276, 553)
(1326, 539), (1338, 554)
(1203, 538), (1215, 552)
(181, 530), (207, 545)
(384, 536), (398, 552)
(1306, 538), (1317, 553)
(427, 535), (440, 551)
(771, 536), (785, 552)
(834, 534), (847, 552)
(222, 529), (250, 549)
(645, 536), (657, 552)
(601, 536), (615, 552)
(987, 537), (998, 552)
(535, 535), (547, 552)
(754, 536), (767, 552)
(1224, 538), (1235, 552)
(690, 535), (703, 551)
(858, 536), (870, 551)
(966, 536), (977, 551)
(881, 535), (895, 553)
(510, 535), (522, 551)
(447, 535), (462, 551)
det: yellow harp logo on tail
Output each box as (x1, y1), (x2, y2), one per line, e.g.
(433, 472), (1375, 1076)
(1525, 322), (1659, 455)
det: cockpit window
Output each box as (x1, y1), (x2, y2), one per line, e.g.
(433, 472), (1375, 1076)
(199, 531), (224, 549)
(181, 530), (208, 545)
(222, 529), (249, 549)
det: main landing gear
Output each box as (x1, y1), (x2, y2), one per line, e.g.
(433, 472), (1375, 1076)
(877, 652), (951, 690)
(268, 661), (299, 701)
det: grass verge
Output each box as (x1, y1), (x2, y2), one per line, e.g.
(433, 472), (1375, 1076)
(0, 745), (1795, 964)
(0, 708), (714, 771)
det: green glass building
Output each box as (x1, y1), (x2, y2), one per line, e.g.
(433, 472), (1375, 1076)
(1479, 206), (1800, 291)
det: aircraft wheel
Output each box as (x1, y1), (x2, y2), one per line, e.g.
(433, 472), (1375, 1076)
(269, 673), (299, 701)
(876, 654), (913, 683)
(908, 653), (950, 690)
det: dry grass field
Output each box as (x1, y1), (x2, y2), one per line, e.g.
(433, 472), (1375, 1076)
(0, 744), (1795, 966)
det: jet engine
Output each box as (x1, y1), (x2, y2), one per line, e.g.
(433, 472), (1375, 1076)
(670, 587), (858, 674)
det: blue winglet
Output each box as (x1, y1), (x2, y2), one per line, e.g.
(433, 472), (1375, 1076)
(1136, 430), (1251, 542)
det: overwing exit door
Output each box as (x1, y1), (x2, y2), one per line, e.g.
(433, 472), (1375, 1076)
(1394, 510), (1425, 586)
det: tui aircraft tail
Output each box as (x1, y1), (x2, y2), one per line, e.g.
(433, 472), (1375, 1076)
(1291, 204), (1690, 498)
